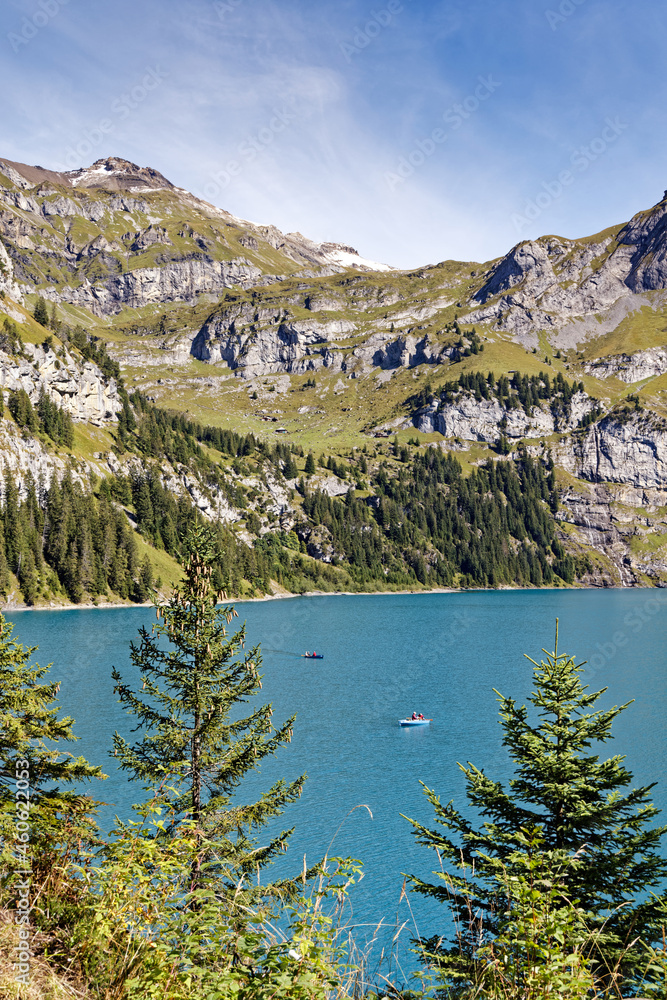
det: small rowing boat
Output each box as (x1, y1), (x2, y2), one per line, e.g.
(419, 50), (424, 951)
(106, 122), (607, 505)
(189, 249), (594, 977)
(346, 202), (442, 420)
(398, 718), (432, 727)
(302, 652), (324, 659)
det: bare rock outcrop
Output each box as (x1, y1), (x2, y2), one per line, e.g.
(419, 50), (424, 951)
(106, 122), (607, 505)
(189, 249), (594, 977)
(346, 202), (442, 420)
(54, 257), (263, 316)
(191, 304), (358, 377)
(464, 195), (667, 343)
(583, 347), (667, 383)
(465, 234), (629, 343)
(351, 332), (455, 371)
(192, 304), (459, 378)
(0, 419), (79, 493)
(561, 413), (667, 488)
(0, 238), (24, 303)
(411, 391), (596, 442)
(0, 343), (121, 425)
(557, 480), (667, 587)
(616, 195), (667, 292)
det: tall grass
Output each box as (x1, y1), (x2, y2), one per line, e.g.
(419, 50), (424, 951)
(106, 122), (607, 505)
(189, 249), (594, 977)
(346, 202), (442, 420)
(2, 812), (665, 998)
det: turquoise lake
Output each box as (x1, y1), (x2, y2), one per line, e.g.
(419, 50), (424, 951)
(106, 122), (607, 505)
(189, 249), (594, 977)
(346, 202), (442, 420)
(6, 589), (667, 976)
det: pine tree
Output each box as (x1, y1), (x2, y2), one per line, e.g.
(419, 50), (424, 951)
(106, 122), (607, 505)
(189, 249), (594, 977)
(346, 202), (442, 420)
(0, 520), (10, 596)
(304, 451), (316, 475)
(0, 614), (103, 889)
(61, 408), (74, 448)
(133, 476), (155, 537)
(17, 547), (39, 605)
(109, 546), (129, 598)
(405, 622), (667, 993)
(33, 297), (49, 327)
(9, 389), (38, 432)
(133, 554), (154, 602)
(4, 471), (22, 575)
(48, 302), (58, 331)
(111, 524), (307, 905)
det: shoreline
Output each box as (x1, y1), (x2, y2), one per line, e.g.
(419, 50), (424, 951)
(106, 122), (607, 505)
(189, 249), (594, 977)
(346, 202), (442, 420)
(0, 587), (460, 613)
(1, 582), (659, 614)
(1, 599), (156, 613)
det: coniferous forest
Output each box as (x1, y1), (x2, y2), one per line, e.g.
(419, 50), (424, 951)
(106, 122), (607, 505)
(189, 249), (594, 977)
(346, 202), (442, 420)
(0, 375), (592, 606)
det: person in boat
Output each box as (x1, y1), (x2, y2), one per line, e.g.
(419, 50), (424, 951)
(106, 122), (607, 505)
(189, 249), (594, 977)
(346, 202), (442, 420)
(412, 712), (417, 720)
(418, 713), (424, 719)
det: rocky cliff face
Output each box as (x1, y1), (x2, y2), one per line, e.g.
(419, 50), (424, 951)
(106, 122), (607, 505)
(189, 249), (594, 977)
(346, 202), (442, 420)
(0, 342), (121, 425)
(405, 392), (667, 499)
(192, 319), (460, 379)
(189, 290), (459, 378)
(0, 239), (24, 304)
(191, 303), (352, 377)
(466, 233), (627, 342)
(57, 257), (264, 317)
(559, 412), (667, 488)
(556, 479), (667, 587)
(0, 418), (80, 493)
(583, 347), (667, 382)
(411, 391), (596, 442)
(462, 195), (667, 344)
(352, 331), (456, 371)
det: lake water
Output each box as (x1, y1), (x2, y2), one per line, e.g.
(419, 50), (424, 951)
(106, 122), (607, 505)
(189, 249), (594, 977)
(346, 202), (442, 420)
(6, 589), (667, 980)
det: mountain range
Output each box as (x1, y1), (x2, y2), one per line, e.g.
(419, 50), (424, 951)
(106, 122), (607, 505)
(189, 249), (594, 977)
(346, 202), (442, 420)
(0, 153), (666, 601)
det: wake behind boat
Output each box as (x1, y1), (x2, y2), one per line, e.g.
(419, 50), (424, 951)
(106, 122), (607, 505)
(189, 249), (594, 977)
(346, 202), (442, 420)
(398, 717), (432, 727)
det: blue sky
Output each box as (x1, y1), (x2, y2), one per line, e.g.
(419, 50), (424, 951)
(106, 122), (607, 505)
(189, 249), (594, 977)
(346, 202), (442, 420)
(2, 0), (666, 268)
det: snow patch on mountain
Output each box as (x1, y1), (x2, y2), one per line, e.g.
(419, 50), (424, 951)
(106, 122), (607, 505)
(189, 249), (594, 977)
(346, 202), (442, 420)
(319, 244), (395, 272)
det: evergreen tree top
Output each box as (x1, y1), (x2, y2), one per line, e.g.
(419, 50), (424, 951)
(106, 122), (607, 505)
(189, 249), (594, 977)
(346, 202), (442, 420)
(0, 614), (104, 793)
(0, 613), (104, 880)
(405, 621), (667, 986)
(112, 524), (306, 903)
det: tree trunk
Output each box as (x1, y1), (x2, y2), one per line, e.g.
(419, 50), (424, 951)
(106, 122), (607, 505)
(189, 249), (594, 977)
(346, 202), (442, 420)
(190, 698), (202, 900)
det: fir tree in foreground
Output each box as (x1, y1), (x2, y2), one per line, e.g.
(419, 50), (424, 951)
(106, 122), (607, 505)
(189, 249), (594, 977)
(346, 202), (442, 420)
(0, 614), (102, 892)
(112, 524), (307, 904)
(405, 622), (667, 996)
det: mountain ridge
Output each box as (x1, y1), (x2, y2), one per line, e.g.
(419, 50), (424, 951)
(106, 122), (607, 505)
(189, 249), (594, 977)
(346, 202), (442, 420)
(0, 154), (395, 317)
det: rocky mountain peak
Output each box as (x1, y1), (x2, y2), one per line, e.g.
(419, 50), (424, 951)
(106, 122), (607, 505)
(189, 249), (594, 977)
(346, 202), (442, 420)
(0, 155), (174, 194)
(65, 157), (174, 192)
(461, 189), (667, 341)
